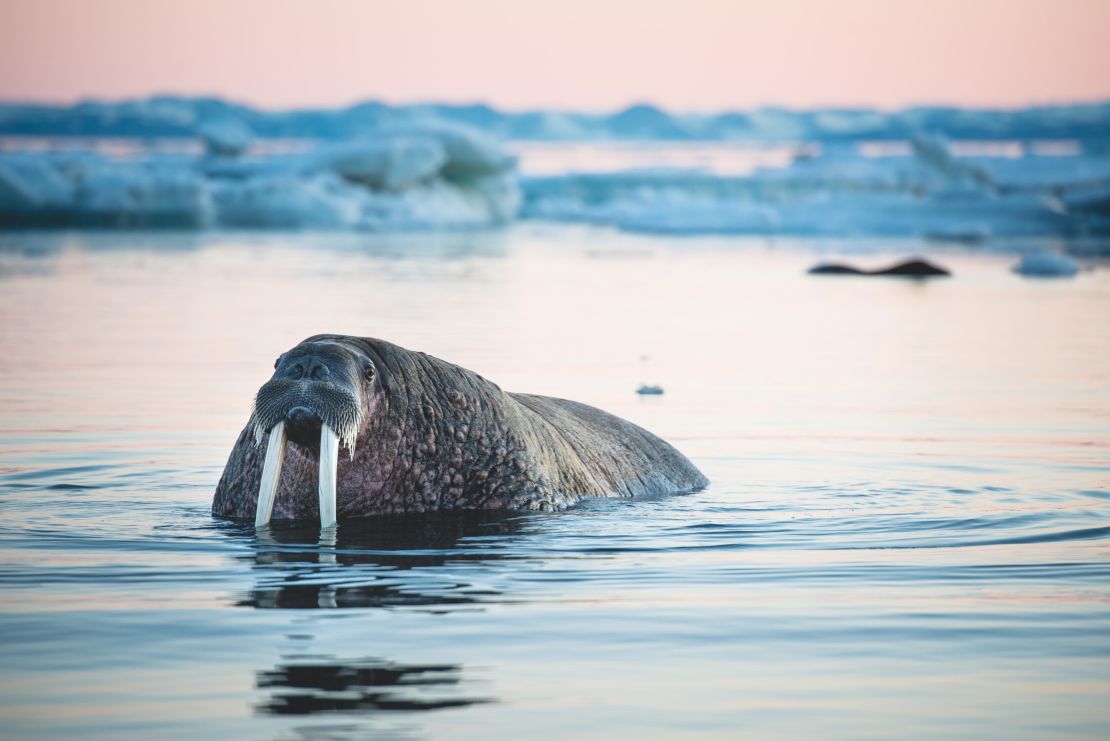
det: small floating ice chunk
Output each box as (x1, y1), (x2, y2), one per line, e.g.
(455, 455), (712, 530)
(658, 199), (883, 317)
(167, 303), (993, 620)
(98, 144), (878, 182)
(636, 384), (665, 396)
(197, 117), (254, 158)
(1012, 249), (1079, 278)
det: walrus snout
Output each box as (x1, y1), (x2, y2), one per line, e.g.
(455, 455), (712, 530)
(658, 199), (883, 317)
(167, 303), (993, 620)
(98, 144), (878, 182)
(286, 405), (315, 423)
(286, 405), (319, 426)
(251, 375), (362, 450)
(250, 388), (351, 530)
(284, 405), (323, 447)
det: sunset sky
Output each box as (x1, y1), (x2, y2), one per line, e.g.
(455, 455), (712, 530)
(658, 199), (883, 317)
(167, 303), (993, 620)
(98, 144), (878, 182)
(1, 0), (1108, 111)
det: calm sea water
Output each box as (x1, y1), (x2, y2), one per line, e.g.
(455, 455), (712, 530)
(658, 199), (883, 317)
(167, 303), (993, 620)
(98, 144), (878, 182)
(0, 227), (1108, 740)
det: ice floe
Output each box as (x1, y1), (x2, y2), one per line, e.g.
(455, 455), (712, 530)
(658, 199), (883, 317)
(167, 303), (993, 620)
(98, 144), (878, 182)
(197, 117), (254, 158)
(1012, 249), (1080, 278)
(0, 124), (520, 230)
(2, 120), (1108, 237)
(519, 137), (1110, 238)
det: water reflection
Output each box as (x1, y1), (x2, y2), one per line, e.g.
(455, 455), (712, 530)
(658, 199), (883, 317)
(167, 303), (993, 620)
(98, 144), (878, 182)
(257, 656), (491, 715)
(236, 511), (526, 610)
(0, 229), (511, 263)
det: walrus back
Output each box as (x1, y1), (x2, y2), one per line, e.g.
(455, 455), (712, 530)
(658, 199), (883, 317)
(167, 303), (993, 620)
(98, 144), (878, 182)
(362, 337), (707, 505)
(510, 393), (708, 499)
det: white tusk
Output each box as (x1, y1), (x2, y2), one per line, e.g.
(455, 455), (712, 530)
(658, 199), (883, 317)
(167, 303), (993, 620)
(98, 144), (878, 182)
(255, 421), (286, 527)
(318, 524), (337, 566)
(319, 423), (339, 527)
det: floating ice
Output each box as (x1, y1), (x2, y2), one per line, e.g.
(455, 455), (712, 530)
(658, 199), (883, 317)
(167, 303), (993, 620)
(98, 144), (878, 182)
(197, 117), (254, 158)
(74, 161), (214, 227)
(3, 118), (1109, 236)
(378, 122), (517, 178)
(214, 173), (363, 229)
(1012, 249), (1080, 278)
(909, 134), (996, 190)
(0, 123), (521, 230)
(519, 143), (1110, 237)
(323, 138), (446, 190)
(0, 154), (74, 217)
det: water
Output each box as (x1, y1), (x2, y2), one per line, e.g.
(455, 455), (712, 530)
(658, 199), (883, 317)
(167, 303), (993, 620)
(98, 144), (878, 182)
(1, 227), (1108, 740)
(510, 140), (807, 176)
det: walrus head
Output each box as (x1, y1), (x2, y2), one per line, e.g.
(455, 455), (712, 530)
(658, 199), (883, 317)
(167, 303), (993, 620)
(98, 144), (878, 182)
(247, 336), (384, 527)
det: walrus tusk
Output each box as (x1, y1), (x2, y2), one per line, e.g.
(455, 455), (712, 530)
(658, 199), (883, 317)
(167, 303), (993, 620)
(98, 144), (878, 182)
(319, 423), (339, 527)
(255, 421), (286, 527)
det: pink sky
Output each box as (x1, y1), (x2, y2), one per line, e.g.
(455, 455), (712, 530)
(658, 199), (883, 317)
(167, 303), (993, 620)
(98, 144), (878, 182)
(1, 0), (1108, 111)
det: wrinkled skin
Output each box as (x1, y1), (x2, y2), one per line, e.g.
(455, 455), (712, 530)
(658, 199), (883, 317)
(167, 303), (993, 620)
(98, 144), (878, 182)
(213, 335), (708, 521)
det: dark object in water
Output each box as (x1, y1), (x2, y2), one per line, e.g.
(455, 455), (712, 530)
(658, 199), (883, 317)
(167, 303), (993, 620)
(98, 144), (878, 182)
(257, 656), (490, 714)
(807, 258), (951, 278)
(636, 384), (664, 396)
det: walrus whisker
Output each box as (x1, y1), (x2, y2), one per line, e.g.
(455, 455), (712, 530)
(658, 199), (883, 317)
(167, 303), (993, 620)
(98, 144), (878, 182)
(255, 421), (286, 527)
(248, 378), (361, 457)
(319, 423), (339, 527)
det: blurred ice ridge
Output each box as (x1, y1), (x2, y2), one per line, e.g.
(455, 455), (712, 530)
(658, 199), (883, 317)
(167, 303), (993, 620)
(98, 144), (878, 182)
(2, 119), (1109, 237)
(519, 136), (1110, 238)
(0, 121), (520, 230)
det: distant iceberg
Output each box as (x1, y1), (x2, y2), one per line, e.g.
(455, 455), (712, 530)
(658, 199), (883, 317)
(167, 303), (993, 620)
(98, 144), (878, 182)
(3, 115), (1110, 237)
(520, 138), (1110, 238)
(3, 95), (1110, 143)
(0, 122), (520, 230)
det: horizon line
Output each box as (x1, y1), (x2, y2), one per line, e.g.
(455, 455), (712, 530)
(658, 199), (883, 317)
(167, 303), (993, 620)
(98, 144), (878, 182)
(4, 92), (1110, 117)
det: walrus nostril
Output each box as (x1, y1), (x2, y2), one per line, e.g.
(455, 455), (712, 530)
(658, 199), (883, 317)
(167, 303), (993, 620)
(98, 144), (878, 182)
(286, 406), (317, 425)
(309, 362), (330, 380)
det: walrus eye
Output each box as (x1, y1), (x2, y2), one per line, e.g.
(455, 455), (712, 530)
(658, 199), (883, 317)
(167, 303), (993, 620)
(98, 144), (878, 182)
(364, 363), (376, 382)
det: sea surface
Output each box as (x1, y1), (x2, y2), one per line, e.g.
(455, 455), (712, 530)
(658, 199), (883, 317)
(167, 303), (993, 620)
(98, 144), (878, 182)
(0, 227), (1108, 740)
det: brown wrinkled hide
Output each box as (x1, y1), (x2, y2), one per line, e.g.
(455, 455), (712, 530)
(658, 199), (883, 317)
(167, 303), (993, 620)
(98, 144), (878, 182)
(213, 336), (707, 521)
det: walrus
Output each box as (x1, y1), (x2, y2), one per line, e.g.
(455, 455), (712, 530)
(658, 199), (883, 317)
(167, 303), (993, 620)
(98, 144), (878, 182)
(213, 335), (707, 526)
